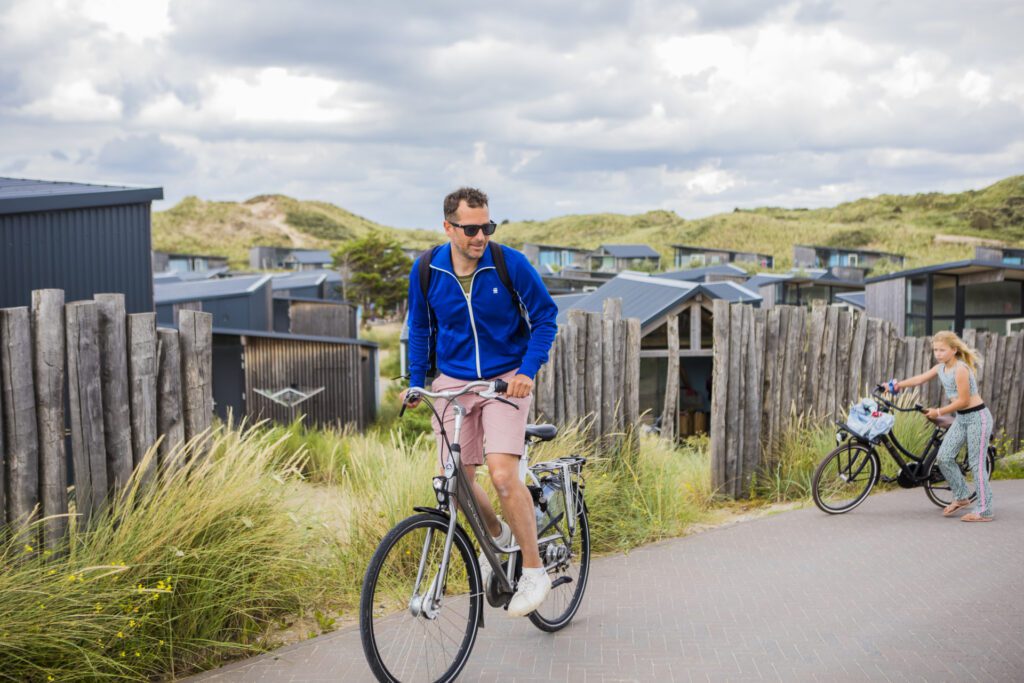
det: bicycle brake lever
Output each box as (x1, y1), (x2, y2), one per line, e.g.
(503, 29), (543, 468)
(493, 396), (519, 410)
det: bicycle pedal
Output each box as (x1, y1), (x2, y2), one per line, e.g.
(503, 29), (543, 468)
(551, 576), (573, 589)
(879, 475), (896, 483)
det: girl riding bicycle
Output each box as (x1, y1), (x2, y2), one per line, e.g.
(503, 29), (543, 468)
(890, 331), (994, 522)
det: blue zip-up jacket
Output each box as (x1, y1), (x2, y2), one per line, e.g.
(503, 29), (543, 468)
(407, 243), (558, 389)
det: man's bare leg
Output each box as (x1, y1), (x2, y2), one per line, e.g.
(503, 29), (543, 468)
(486, 453), (541, 569)
(460, 464), (502, 538)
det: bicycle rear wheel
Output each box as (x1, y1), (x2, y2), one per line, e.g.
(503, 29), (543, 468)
(924, 445), (997, 508)
(812, 442), (879, 514)
(360, 513), (482, 683)
(528, 484), (590, 632)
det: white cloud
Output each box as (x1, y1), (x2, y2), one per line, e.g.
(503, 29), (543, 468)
(136, 67), (378, 128)
(22, 79), (123, 121)
(79, 0), (172, 42)
(2, 1), (1023, 227)
(959, 70), (993, 105)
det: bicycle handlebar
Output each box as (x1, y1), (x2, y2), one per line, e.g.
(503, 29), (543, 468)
(872, 384), (924, 413)
(401, 379), (516, 416)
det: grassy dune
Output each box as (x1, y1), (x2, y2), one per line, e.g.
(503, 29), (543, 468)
(153, 176), (1024, 272)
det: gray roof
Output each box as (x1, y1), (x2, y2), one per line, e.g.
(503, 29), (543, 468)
(660, 263), (748, 282)
(207, 326), (376, 348)
(744, 273), (792, 289)
(865, 259), (1024, 283)
(701, 281), (762, 302)
(154, 274), (271, 304)
(286, 250), (333, 264)
(797, 244), (905, 259)
(154, 267), (230, 283)
(271, 269), (342, 289)
(671, 243), (772, 259)
(835, 291), (866, 309)
(745, 269), (864, 289)
(597, 244), (661, 259)
(0, 177), (163, 215)
(551, 293), (590, 311)
(555, 273), (760, 331)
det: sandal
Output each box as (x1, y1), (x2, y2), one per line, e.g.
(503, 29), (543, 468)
(942, 499), (972, 517)
(961, 513), (994, 523)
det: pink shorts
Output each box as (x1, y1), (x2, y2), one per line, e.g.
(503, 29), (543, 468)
(431, 369), (532, 467)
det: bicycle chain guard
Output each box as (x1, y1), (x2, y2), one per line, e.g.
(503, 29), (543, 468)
(897, 462), (923, 488)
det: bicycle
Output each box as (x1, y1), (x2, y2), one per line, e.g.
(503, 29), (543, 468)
(812, 384), (997, 514)
(359, 379), (590, 683)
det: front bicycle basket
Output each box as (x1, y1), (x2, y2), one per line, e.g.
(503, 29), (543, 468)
(845, 398), (895, 442)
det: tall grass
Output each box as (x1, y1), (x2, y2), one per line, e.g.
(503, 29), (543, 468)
(0, 424), (331, 681)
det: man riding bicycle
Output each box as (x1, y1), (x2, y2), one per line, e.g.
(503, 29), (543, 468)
(402, 186), (559, 617)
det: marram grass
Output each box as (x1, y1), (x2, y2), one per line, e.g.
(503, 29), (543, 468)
(0, 423), (330, 681)
(4, 407), (1009, 681)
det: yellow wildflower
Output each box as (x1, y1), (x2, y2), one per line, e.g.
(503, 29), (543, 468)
(120, 651), (126, 658)
(23, 544), (33, 553)
(129, 619), (136, 628)
(117, 631), (125, 639)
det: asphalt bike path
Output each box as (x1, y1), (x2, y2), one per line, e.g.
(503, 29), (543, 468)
(190, 480), (1024, 682)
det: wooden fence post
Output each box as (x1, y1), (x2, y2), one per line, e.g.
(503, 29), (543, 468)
(741, 307), (765, 495)
(128, 314), (158, 486)
(624, 317), (641, 429)
(0, 347), (4, 528)
(95, 294), (134, 494)
(601, 303), (618, 436)
(1, 307), (40, 528)
(661, 313), (679, 442)
(66, 301), (108, 525)
(585, 312), (603, 437)
(32, 290), (67, 547)
(563, 323), (579, 425)
(178, 310), (214, 446)
(156, 329), (186, 466)
(710, 299), (730, 492)
(568, 310), (588, 425)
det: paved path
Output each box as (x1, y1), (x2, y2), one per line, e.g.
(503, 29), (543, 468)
(191, 481), (1024, 682)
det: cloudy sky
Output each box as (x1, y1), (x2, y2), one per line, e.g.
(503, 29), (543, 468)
(2, 1), (1023, 229)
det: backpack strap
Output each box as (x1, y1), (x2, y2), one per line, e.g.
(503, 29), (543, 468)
(489, 242), (530, 329)
(416, 245), (442, 379)
(488, 242), (519, 307)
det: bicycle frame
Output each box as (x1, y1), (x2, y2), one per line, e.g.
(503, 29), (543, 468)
(835, 389), (949, 486)
(406, 383), (580, 615)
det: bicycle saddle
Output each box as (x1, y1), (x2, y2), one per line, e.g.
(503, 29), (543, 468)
(525, 423), (558, 442)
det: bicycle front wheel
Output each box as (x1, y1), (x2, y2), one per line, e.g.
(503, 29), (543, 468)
(924, 445), (997, 508)
(360, 513), (482, 683)
(812, 442), (879, 514)
(528, 485), (590, 632)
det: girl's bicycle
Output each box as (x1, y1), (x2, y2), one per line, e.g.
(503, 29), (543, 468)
(359, 379), (590, 683)
(812, 384), (996, 514)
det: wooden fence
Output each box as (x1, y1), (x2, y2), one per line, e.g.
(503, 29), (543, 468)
(710, 300), (1024, 498)
(1, 289), (212, 548)
(531, 300), (641, 442)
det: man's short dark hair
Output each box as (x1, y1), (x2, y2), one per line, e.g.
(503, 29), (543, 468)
(444, 187), (488, 223)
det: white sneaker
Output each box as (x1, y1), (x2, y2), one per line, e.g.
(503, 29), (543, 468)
(479, 520), (514, 592)
(507, 568), (551, 617)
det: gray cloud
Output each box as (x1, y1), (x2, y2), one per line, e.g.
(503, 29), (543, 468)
(0, 0), (1022, 228)
(97, 134), (196, 175)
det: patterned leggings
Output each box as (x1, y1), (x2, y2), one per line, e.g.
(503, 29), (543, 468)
(935, 407), (994, 517)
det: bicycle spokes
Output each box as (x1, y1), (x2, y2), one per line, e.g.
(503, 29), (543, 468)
(361, 516), (480, 683)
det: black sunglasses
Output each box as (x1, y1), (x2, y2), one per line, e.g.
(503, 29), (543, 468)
(449, 220), (497, 237)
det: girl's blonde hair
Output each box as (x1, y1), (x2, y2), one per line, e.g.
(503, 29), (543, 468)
(932, 330), (981, 371)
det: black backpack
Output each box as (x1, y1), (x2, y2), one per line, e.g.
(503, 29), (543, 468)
(416, 242), (527, 378)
